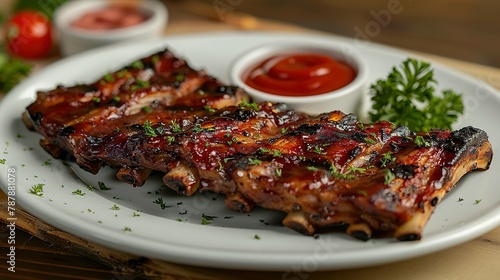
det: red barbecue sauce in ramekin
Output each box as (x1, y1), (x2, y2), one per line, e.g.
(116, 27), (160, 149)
(244, 53), (356, 96)
(71, 5), (151, 30)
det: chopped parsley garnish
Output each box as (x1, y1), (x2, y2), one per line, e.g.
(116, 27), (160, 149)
(248, 158), (262, 165)
(142, 106), (153, 113)
(349, 166), (366, 174)
(152, 55), (160, 64)
(329, 164), (354, 180)
(103, 73), (115, 83)
(42, 159), (51, 166)
(369, 58), (464, 132)
(0, 52), (32, 94)
(72, 189), (86, 196)
(384, 169), (395, 185)
(260, 147), (282, 157)
(133, 212), (141, 217)
(153, 197), (168, 209)
(357, 190), (368, 196)
(275, 168), (282, 177)
(415, 135), (431, 147)
(98, 181), (110, 190)
(458, 197), (464, 202)
(0, 158), (5, 164)
(124, 226), (132, 232)
(131, 60), (144, 69)
(175, 73), (185, 82)
(167, 136), (175, 143)
(307, 166), (319, 172)
(281, 127), (288, 134)
(380, 152), (396, 167)
(475, 199), (482, 204)
(91, 97), (101, 103)
(112, 96), (121, 102)
(110, 204), (120, 210)
(131, 79), (150, 91)
(170, 120), (184, 133)
(143, 120), (157, 137)
(203, 105), (216, 112)
(116, 69), (128, 78)
(29, 184), (44, 196)
(239, 99), (259, 110)
(254, 234), (261, 240)
(201, 213), (216, 225)
(192, 123), (203, 133)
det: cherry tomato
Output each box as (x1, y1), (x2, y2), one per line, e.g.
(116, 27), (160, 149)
(4, 10), (53, 59)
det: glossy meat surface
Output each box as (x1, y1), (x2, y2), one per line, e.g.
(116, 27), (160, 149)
(24, 49), (493, 240)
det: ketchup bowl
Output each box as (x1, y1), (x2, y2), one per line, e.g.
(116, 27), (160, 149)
(230, 42), (368, 115)
(54, 0), (168, 56)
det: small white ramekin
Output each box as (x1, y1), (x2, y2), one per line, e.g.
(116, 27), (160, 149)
(229, 42), (369, 116)
(54, 0), (168, 56)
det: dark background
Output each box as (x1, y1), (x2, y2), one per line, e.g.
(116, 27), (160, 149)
(194, 0), (500, 67)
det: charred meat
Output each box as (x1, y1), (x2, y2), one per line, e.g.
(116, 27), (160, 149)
(23, 49), (493, 240)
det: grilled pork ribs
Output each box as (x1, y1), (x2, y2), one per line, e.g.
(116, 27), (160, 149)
(23, 49), (493, 241)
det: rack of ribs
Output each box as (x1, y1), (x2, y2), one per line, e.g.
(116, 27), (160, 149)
(23, 49), (493, 241)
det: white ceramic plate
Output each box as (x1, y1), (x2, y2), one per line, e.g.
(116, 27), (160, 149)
(1, 32), (499, 271)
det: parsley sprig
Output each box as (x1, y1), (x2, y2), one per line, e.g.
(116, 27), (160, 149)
(0, 52), (31, 94)
(369, 58), (464, 132)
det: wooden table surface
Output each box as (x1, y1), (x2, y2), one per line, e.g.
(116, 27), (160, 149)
(1, 1), (499, 279)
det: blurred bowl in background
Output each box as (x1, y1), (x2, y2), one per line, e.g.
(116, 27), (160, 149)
(54, 0), (168, 56)
(229, 42), (368, 116)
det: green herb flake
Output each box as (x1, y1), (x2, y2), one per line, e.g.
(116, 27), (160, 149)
(254, 234), (261, 240)
(152, 55), (160, 64)
(29, 184), (44, 196)
(384, 169), (395, 185)
(415, 135), (431, 147)
(143, 120), (157, 137)
(175, 73), (185, 82)
(307, 166), (319, 172)
(248, 158), (263, 165)
(201, 213), (216, 225)
(131, 60), (144, 69)
(348, 167), (366, 174)
(103, 73), (115, 83)
(133, 212), (141, 217)
(72, 189), (86, 196)
(474, 199), (482, 204)
(91, 96), (101, 103)
(42, 159), (51, 166)
(170, 120), (184, 133)
(0, 158), (5, 164)
(110, 204), (120, 210)
(203, 105), (216, 112)
(380, 152), (396, 167)
(276, 168), (282, 177)
(124, 226), (132, 232)
(357, 190), (368, 196)
(458, 197), (464, 202)
(142, 106), (153, 113)
(153, 197), (168, 209)
(98, 181), (110, 190)
(239, 100), (259, 110)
